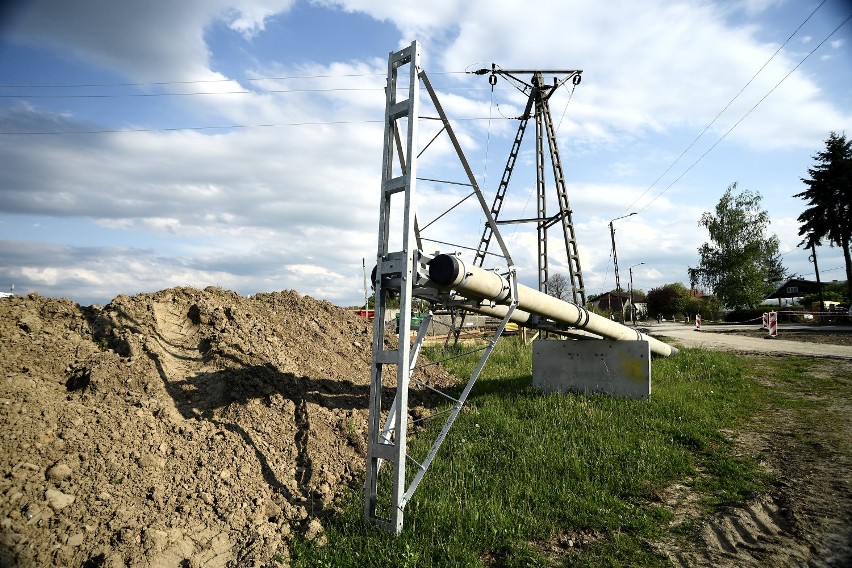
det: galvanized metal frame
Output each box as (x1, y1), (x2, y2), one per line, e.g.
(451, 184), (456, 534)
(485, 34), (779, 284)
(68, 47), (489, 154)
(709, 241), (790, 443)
(364, 50), (673, 534)
(364, 41), (517, 534)
(533, 72), (586, 305)
(543, 104), (585, 303)
(364, 41), (420, 534)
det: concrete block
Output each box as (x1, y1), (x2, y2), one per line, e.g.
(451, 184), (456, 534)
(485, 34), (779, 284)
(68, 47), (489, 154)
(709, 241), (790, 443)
(532, 339), (651, 399)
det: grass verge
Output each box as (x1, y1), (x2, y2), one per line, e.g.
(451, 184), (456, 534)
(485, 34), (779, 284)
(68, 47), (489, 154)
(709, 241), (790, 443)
(292, 338), (769, 567)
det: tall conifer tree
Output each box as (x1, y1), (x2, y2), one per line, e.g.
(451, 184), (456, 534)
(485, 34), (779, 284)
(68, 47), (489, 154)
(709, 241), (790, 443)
(796, 132), (852, 299)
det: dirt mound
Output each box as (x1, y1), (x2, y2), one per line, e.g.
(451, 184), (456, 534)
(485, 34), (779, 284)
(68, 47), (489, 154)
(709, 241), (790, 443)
(0, 287), (453, 567)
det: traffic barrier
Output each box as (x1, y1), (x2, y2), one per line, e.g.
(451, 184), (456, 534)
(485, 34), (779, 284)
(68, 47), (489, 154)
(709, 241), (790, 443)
(767, 311), (778, 338)
(761, 312), (768, 330)
(694, 314), (701, 331)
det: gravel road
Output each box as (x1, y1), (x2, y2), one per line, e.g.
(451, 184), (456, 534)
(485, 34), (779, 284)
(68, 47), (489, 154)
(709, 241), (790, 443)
(646, 322), (852, 359)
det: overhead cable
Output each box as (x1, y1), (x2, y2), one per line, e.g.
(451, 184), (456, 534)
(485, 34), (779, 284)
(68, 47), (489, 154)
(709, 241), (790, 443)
(624, 0), (830, 215)
(0, 87), (383, 98)
(0, 70), (467, 89)
(637, 9), (851, 215)
(0, 115), (511, 136)
(0, 119), (381, 135)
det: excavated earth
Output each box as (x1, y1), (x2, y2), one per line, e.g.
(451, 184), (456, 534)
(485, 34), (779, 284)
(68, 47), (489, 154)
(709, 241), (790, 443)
(3, 288), (851, 567)
(0, 287), (453, 568)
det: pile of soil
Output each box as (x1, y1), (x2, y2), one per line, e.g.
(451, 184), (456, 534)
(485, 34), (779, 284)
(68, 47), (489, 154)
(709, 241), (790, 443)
(0, 287), (453, 567)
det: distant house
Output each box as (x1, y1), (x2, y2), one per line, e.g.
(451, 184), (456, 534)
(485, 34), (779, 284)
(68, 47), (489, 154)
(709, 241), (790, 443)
(629, 301), (648, 319)
(593, 291), (631, 313)
(0, 292), (13, 299)
(764, 278), (825, 306)
(593, 291), (648, 320)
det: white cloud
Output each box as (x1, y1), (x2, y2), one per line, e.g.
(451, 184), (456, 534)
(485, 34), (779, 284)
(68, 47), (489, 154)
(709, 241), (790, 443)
(224, 1), (297, 37)
(328, 0), (851, 150)
(314, 0), (464, 46)
(0, 0), (849, 306)
(6, 0), (297, 82)
(732, 0), (788, 17)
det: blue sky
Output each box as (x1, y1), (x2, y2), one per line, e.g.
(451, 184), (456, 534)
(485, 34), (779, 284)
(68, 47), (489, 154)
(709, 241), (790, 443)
(0, 0), (850, 307)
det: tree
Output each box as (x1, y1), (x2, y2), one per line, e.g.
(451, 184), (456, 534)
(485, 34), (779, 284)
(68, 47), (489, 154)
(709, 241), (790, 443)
(647, 283), (691, 320)
(365, 292), (400, 309)
(545, 273), (571, 301)
(690, 183), (782, 309)
(795, 131), (852, 299)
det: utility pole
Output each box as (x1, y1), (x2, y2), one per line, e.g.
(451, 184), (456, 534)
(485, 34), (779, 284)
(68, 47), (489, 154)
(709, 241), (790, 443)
(474, 66), (586, 305)
(445, 64), (586, 347)
(809, 242), (825, 324)
(609, 212), (636, 322)
(629, 262), (644, 326)
(362, 258), (369, 313)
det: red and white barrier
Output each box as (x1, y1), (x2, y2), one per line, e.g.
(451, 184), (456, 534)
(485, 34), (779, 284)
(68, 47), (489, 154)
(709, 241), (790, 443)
(694, 314), (701, 331)
(767, 311), (778, 338)
(761, 312), (768, 330)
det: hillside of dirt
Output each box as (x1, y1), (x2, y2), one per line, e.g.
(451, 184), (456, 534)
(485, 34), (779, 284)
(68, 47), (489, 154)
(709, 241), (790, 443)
(0, 287), (453, 567)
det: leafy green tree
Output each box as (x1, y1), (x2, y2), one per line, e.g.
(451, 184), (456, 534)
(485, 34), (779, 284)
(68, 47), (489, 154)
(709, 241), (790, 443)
(699, 296), (724, 321)
(795, 131), (852, 299)
(690, 183), (782, 309)
(647, 283), (691, 320)
(545, 273), (571, 301)
(800, 281), (848, 306)
(366, 292), (400, 309)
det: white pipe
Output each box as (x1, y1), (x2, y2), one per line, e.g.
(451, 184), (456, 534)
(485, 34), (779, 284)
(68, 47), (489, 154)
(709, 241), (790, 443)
(428, 254), (677, 357)
(458, 302), (604, 340)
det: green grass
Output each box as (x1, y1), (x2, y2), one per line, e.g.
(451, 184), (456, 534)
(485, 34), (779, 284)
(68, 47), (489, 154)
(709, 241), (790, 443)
(751, 356), (852, 453)
(292, 338), (770, 567)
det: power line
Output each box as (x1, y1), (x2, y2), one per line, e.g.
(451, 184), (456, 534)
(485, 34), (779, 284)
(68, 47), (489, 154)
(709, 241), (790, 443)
(801, 266), (844, 276)
(0, 83), (486, 100)
(0, 119), (382, 135)
(0, 70), (467, 90)
(0, 115), (510, 136)
(624, 0), (829, 215)
(637, 10), (851, 215)
(0, 87), (384, 99)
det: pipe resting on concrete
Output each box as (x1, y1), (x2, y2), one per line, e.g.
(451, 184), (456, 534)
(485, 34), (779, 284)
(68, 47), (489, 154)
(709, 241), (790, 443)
(428, 254), (677, 357)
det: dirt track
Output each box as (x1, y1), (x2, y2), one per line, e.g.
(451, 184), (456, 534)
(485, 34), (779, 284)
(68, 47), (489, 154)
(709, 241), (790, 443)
(648, 324), (852, 567)
(647, 322), (852, 359)
(0, 288), (452, 567)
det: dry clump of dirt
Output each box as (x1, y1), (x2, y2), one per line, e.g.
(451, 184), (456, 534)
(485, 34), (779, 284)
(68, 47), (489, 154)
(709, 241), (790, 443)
(0, 287), (453, 568)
